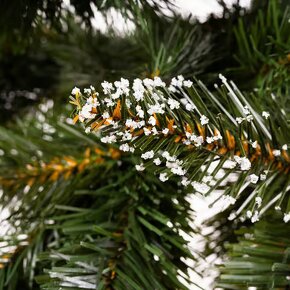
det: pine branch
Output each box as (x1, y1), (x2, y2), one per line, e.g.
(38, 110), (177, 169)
(0, 146), (120, 190)
(35, 170), (198, 290)
(132, 14), (214, 78)
(70, 75), (290, 223)
(0, 105), (121, 289)
(233, 0), (290, 98)
(218, 211), (290, 289)
(0, 101), (199, 289)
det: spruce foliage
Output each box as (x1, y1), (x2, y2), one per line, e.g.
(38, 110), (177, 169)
(0, 0), (289, 289)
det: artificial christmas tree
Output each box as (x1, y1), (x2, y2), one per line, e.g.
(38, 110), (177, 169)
(0, 0), (289, 289)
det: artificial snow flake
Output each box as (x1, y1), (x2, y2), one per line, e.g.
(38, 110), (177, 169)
(133, 78), (144, 91)
(183, 80), (193, 87)
(125, 119), (138, 129)
(162, 151), (177, 162)
(262, 111), (270, 119)
(249, 174), (259, 184)
(203, 175), (213, 183)
(111, 90), (122, 99)
(246, 115), (254, 122)
(255, 196), (262, 207)
(148, 104), (165, 115)
(133, 90), (144, 102)
(168, 85), (177, 92)
(185, 132), (204, 146)
(87, 96), (100, 107)
(153, 158), (162, 166)
(101, 135), (117, 144)
(185, 103), (195, 111)
(246, 210), (252, 218)
(152, 93), (161, 101)
(239, 216), (246, 222)
(223, 195), (236, 205)
(141, 150), (154, 160)
(240, 157), (251, 171)
(228, 213), (236, 220)
(273, 150), (281, 157)
(153, 255), (160, 261)
(136, 105), (144, 118)
(251, 211), (259, 223)
(171, 166), (186, 176)
(151, 127), (159, 135)
(218, 73), (227, 82)
(153, 76), (166, 87)
(102, 111), (110, 119)
(252, 141), (258, 148)
(114, 78), (130, 96)
(234, 155), (241, 163)
(79, 104), (94, 120)
(242, 106), (250, 115)
(144, 127), (151, 136)
(236, 117), (244, 124)
(162, 151), (170, 160)
(283, 213), (290, 223)
(213, 131), (223, 141)
(139, 121), (145, 127)
(103, 97), (114, 107)
(148, 116), (157, 126)
(282, 144), (288, 150)
(192, 181), (210, 194)
(206, 136), (214, 144)
(162, 128), (169, 135)
(200, 115), (209, 125)
(234, 156), (251, 171)
(194, 136), (204, 147)
(71, 87), (80, 96)
(121, 119), (134, 129)
(168, 98), (180, 110)
(132, 79), (145, 101)
(112, 121), (119, 129)
(171, 76), (184, 88)
(159, 173), (169, 182)
(143, 78), (154, 88)
(122, 131), (132, 141)
(177, 75), (184, 81)
(185, 132), (191, 138)
(84, 88), (91, 95)
(166, 159), (183, 169)
(101, 81), (113, 94)
(136, 164), (145, 171)
(226, 160), (237, 169)
(181, 177), (190, 187)
(119, 143), (130, 152)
